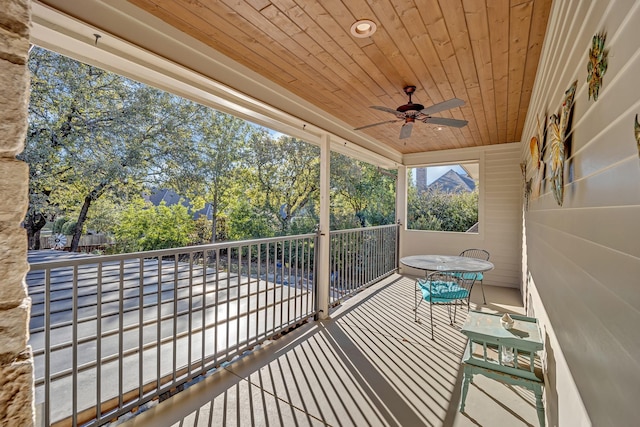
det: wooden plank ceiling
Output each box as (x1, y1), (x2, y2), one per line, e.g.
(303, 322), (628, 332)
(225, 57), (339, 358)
(127, 0), (552, 154)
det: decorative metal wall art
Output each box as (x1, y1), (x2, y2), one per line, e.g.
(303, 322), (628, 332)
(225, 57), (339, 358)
(635, 114), (640, 158)
(529, 115), (545, 199)
(587, 32), (608, 101)
(521, 162), (531, 211)
(549, 81), (577, 206)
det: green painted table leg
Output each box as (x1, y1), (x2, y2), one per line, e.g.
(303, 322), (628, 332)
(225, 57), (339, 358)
(534, 384), (545, 427)
(459, 367), (472, 412)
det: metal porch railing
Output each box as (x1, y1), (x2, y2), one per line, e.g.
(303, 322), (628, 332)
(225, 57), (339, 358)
(27, 225), (399, 426)
(28, 235), (317, 426)
(328, 224), (400, 304)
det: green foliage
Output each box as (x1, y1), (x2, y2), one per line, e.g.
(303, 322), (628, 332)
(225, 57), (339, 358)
(161, 110), (251, 243)
(189, 216), (213, 245)
(60, 221), (79, 236)
(407, 186), (478, 232)
(78, 197), (123, 235)
(52, 217), (67, 233)
(226, 198), (274, 241)
(242, 132), (320, 235)
(114, 199), (195, 251)
(330, 153), (396, 229)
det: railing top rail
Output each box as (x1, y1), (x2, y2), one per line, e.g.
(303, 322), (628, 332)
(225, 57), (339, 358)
(28, 233), (317, 270)
(329, 224), (399, 236)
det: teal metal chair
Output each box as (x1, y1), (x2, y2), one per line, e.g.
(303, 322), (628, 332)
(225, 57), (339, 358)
(457, 248), (490, 304)
(414, 271), (476, 340)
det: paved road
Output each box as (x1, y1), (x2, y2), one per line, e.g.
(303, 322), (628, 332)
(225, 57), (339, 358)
(27, 250), (315, 424)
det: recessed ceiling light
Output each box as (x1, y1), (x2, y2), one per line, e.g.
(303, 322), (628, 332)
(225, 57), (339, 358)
(350, 20), (377, 38)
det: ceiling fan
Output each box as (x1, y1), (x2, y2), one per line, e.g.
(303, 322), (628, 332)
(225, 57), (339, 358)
(354, 86), (468, 139)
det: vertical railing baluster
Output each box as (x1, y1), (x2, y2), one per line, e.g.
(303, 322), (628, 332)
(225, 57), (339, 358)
(156, 256), (162, 392)
(247, 244), (253, 345)
(287, 239), (292, 326)
(226, 247), (231, 358)
(266, 242), (271, 337)
(44, 268), (51, 427)
(349, 232), (354, 295)
(213, 248), (220, 365)
(255, 244), (261, 342)
(272, 242), (277, 336)
(305, 238), (316, 313)
(172, 256), (178, 383)
(236, 246), (241, 352)
(118, 260), (124, 409)
(188, 251), (193, 377)
(201, 250), (207, 373)
(96, 262), (103, 423)
(279, 242), (284, 332)
(292, 238), (298, 322)
(340, 233), (345, 299)
(138, 257), (144, 403)
(365, 230), (368, 285)
(72, 264), (78, 427)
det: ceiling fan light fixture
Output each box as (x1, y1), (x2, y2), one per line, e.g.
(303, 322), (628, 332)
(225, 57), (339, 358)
(350, 20), (377, 38)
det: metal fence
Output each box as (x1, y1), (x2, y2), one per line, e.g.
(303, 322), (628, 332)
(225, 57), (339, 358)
(28, 235), (317, 426)
(328, 224), (399, 304)
(28, 225), (399, 426)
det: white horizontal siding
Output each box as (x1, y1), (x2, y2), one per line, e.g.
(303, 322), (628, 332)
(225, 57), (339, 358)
(521, 1), (640, 425)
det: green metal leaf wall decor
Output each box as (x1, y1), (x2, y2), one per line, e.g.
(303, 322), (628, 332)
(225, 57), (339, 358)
(587, 32), (608, 101)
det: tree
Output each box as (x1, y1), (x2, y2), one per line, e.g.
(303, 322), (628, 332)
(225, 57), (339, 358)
(161, 110), (250, 243)
(243, 133), (320, 235)
(330, 153), (396, 229)
(23, 47), (200, 251)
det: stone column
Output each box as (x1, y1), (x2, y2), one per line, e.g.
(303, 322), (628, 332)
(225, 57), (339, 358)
(0, 0), (35, 426)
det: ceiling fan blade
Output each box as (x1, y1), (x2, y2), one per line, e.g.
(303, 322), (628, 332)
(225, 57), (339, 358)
(370, 105), (402, 115)
(399, 122), (413, 139)
(423, 116), (469, 128)
(420, 98), (465, 115)
(354, 119), (401, 131)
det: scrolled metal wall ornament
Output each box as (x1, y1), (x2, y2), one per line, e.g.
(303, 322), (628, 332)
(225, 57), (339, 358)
(549, 81), (577, 206)
(587, 32), (608, 101)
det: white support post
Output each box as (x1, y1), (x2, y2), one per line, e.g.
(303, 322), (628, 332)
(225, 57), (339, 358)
(316, 134), (331, 320)
(396, 165), (407, 268)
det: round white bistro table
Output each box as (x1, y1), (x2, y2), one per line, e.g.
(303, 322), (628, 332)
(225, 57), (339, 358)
(400, 255), (494, 275)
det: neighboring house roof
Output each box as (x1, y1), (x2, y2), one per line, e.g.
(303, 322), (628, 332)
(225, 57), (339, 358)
(427, 169), (475, 193)
(143, 188), (213, 220)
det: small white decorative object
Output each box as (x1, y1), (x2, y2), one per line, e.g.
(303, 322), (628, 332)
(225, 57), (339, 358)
(500, 313), (515, 330)
(50, 234), (67, 250)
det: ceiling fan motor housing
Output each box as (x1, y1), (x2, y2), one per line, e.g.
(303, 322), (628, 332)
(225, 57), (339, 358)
(396, 103), (425, 113)
(397, 85), (424, 112)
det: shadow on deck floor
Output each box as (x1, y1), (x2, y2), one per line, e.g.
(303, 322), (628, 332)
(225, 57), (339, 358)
(121, 274), (540, 427)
